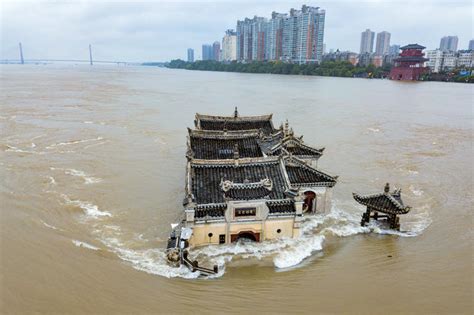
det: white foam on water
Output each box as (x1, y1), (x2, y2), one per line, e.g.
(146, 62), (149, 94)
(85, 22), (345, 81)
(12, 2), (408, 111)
(30, 143), (36, 148)
(87, 202), (431, 279)
(61, 194), (112, 218)
(84, 140), (109, 150)
(42, 221), (59, 230)
(51, 167), (102, 184)
(48, 176), (57, 185)
(409, 185), (424, 196)
(367, 127), (380, 133)
(72, 240), (100, 251)
(64, 168), (102, 184)
(83, 121), (94, 124)
(5, 144), (46, 155)
(46, 136), (103, 149)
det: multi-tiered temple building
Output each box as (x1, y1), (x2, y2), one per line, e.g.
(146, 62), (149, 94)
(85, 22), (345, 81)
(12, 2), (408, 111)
(180, 108), (337, 247)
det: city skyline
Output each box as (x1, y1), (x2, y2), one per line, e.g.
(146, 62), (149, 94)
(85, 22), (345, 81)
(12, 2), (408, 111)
(1, 0), (473, 62)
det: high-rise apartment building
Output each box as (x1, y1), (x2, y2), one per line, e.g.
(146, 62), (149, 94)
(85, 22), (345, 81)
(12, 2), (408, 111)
(439, 36), (458, 52)
(251, 17), (268, 61)
(294, 5), (325, 63)
(237, 17), (260, 61)
(202, 44), (213, 60)
(222, 29), (237, 61)
(282, 9), (299, 62)
(237, 5), (325, 64)
(375, 31), (391, 56)
(212, 41), (221, 61)
(360, 29), (375, 54)
(187, 48), (194, 62)
(468, 39), (474, 50)
(266, 12), (286, 60)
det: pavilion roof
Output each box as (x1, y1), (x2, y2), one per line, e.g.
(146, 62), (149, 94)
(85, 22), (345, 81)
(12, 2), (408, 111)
(352, 183), (411, 215)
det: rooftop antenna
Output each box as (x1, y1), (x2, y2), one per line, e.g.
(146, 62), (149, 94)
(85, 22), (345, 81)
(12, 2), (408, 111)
(89, 44), (93, 65)
(19, 42), (24, 64)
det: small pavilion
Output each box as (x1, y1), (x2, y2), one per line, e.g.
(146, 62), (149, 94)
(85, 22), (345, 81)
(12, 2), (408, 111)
(353, 183), (411, 230)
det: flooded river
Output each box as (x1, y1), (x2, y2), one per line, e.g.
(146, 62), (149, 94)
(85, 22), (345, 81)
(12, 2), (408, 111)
(1, 65), (472, 313)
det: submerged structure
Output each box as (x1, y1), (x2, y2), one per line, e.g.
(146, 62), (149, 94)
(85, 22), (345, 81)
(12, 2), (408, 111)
(353, 183), (411, 230)
(167, 108), (337, 269)
(182, 108), (337, 246)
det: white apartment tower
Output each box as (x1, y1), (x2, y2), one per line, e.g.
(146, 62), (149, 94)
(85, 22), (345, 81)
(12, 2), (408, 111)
(375, 31), (391, 56)
(360, 29), (375, 54)
(222, 30), (237, 61)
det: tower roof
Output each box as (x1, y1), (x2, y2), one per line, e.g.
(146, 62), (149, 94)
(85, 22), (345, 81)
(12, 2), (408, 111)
(400, 44), (426, 50)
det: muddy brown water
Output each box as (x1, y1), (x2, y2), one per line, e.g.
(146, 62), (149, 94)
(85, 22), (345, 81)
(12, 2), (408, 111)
(1, 65), (472, 314)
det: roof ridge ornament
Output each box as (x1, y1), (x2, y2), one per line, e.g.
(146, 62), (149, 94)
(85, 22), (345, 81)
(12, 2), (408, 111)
(384, 182), (390, 193)
(234, 106), (238, 118)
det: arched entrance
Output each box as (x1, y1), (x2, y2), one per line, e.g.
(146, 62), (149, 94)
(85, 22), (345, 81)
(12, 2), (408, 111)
(303, 191), (316, 213)
(230, 231), (260, 243)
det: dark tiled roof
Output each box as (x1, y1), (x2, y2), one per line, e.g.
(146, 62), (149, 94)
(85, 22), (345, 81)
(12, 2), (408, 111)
(284, 158), (337, 187)
(195, 204), (226, 218)
(267, 200), (296, 214)
(352, 186), (411, 215)
(191, 159), (288, 205)
(222, 179), (273, 200)
(400, 43), (425, 50)
(200, 119), (274, 133)
(189, 131), (263, 159)
(195, 113), (275, 134)
(281, 139), (323, 157)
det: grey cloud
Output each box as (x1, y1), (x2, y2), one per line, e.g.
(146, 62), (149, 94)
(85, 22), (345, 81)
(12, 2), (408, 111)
(1, 0), (472, 62)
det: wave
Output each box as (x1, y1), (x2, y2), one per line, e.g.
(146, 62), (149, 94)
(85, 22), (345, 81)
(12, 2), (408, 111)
(5, 144), (46, 155)
(72, 240), (100, 251)
(409, 185), (424, 196)
(51, 167), (102, 184)
(61, 194), (112, 218)
(367, 127), (381, 133)
(46, 136), (103, 149)
(89, 201), (431, 279)
(42, 220), (59, 230)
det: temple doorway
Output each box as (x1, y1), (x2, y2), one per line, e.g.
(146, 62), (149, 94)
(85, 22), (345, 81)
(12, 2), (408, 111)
(231, 231), (260, 242)
(303, 191), (316, 213)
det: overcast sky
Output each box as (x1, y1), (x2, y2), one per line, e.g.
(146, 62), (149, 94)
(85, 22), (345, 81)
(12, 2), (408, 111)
(1, 0), (473, 62)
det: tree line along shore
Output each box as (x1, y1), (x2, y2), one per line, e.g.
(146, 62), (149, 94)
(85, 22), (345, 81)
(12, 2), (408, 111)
(162, 59), (473, 83)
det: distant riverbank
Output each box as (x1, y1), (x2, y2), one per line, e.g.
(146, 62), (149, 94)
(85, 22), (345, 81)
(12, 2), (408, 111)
(166, 59), (389, 79)
(163, 59), (473, 83)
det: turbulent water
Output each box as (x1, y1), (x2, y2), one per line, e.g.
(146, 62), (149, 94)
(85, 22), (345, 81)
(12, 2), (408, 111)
(1, 65), (472, 314)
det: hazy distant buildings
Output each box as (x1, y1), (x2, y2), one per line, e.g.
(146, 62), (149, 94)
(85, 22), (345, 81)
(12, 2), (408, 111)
(439, 36), (458, 52)
(222, 30), (237, 61)
(469, 39), (474, 50)
(375, 31), (391, 56)
(236, 5), (325, 64)
(425, 49), (473, 72)
(202, 44), (213, 60)
(212, 41), (221, 61)
(425, 49), (444, 72)
(187, 48), (194, 62)
(388, 45), (400, 56)
(360, 29), (375, 54)
(457, 50), (474, 68)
